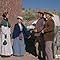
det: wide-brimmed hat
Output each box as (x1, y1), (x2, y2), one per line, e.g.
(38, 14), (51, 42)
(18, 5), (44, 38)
(37, 11), (44, 14)
(17, 16), (23, 20)
(44, 12), (54, 17)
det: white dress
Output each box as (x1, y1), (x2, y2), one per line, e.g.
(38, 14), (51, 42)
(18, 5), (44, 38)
(0, 26), (13, 56)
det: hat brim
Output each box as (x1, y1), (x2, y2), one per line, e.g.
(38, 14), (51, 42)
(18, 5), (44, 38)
(44, 12), (54, 17)
(37, 11), (44, 14)
(17, 16), (23, 20)
(17, 18), (23, 21)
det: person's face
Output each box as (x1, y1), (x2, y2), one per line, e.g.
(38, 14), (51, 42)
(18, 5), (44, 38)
(46, 14), (51, 19)
(6, 14), (9, 18)
(38, 13), (43, 18)
(44, 13), (51, 19)
(17, 19), (22, 23)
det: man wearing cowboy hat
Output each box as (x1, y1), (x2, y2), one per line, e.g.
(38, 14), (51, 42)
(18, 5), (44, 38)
(34, 11), (46, 60)
(42, 12), (55, 60)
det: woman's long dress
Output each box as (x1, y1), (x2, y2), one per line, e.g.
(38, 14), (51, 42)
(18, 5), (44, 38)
(1, 26), (13, 56)
(13, 23), (26, 56)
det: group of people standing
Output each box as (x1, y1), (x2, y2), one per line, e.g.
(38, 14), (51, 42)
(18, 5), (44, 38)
(32, 11), (55, 60)
(0, 11), (55, 60)
(0, 12), (30, 57)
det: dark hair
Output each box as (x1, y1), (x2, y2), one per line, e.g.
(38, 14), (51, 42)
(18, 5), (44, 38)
(17, 18), (20, 19)
(2, 12), (8, 17)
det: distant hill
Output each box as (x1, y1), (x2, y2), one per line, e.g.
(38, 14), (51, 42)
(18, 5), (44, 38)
(22, 8), (60, 21)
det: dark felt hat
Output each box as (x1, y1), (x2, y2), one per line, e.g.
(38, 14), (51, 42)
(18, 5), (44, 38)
(37, 11), (44, 14)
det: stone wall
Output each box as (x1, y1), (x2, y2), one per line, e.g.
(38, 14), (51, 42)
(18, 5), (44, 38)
(0, 0), (22, 27)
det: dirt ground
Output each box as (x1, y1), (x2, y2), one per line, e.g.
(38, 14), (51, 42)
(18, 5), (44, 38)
(0, 52), (59, 60)
(0, 52), (38, 60)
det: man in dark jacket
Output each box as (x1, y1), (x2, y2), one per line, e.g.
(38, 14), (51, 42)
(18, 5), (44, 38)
(34, 11), (46, 60)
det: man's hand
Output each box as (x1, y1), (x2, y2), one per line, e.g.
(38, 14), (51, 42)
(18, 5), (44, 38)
(33, 29), (37, 32)
(41, 30), (44, 33)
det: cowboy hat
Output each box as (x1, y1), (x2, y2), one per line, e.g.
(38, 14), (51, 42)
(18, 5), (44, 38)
(44, 12), (54, 17)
